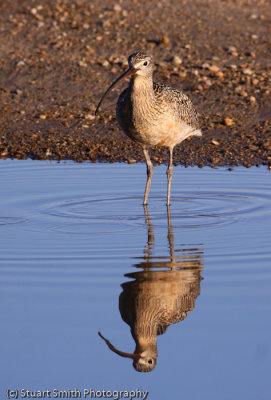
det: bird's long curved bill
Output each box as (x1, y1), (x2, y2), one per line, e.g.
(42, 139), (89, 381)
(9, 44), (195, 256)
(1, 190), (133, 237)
(98, 331), (141, 359)
(95, 67), (138, 115)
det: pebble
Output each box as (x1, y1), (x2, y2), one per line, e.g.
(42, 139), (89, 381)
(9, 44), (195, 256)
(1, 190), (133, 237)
(208, 65), (220, 73)
(172, 55), (182, 65)
(102, 60), (110, 68)
(39, 114), (47, 119)
(85, 114), (95, 120)
(161, 36), (170, 45)
(227, 46), (238, 57)
(1, 149), (8, 157)
(78, 60), (87, 67)
(250, 96), (256, 103)
(242, 68), (253, 75)
(224, 117), (234, 127)
(263, 140), (271, 150)
(248, 145), (258, 151)
(113, 4), (122, 12)
(211, 139), (220, 146)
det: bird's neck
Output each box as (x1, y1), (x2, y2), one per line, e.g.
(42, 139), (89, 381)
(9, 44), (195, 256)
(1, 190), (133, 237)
(129, 75), (154, 103)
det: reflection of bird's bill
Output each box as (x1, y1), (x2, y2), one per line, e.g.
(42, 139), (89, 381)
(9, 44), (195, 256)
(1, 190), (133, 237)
(98, 331), (141, 359)
(95, 67), (138, 115)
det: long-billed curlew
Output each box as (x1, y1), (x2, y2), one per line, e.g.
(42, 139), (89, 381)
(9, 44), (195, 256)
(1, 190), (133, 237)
(95, 52), (202, 205)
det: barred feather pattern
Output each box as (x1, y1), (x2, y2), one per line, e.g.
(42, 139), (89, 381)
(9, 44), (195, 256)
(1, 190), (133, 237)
(116, 59), (201, 148)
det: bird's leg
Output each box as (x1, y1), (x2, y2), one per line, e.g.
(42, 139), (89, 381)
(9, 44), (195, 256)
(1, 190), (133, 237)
(166, 147), (174, 206)
(143, 147), (153, 205)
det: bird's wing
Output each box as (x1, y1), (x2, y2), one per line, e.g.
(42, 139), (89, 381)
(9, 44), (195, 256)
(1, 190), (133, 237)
(153, 82), (200, 128)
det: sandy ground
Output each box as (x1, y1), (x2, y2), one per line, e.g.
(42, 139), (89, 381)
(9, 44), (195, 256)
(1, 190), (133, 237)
(0, 0), (270, 168)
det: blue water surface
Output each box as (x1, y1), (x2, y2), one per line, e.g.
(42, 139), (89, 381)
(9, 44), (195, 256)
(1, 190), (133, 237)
(0, 160), (270, 400)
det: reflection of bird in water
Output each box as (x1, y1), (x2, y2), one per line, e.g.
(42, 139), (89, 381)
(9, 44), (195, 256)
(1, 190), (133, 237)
(99, 206), (203, 372)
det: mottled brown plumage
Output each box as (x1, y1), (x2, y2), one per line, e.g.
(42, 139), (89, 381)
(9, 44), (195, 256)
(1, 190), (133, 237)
(96, 52), (202, 205)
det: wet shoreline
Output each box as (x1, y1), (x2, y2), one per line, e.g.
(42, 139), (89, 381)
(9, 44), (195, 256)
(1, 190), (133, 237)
(0, 0), (270, 167)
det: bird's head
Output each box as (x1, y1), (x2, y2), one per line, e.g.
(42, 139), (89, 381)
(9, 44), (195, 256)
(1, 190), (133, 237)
(95, 51), (152, 115)
(98, 331), (157, 373)
(127, 52), (153, 77)
(132, 349), (157, 372)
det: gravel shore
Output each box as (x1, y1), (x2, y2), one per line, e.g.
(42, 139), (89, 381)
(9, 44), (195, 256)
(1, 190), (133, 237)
(0, 0), (270, 168)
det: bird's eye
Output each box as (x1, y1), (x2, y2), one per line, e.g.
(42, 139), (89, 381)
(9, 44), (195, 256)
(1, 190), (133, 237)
(143, 61), (149, 66)
(148, 359), (153, 364)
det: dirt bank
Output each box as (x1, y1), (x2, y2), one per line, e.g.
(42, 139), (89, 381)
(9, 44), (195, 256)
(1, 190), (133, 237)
(0, 0), (270, 168)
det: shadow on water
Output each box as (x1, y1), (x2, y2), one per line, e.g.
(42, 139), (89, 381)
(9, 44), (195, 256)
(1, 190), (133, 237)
(99, 205), (204, 372)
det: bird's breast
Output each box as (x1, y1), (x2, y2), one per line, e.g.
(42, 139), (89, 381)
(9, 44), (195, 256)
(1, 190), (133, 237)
(116, 89), (198, 147)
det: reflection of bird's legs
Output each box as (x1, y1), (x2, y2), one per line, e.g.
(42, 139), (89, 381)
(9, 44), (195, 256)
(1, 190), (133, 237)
(167, 205), (175, 269)
(143, 204), (154, 265)
(143, 146), (153, 205)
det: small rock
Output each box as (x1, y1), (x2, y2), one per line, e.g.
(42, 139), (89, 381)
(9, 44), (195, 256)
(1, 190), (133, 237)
(248, 145), (258, 151)
(78, 60), (87, 67)
(161, 35), (170, 45)
(128, 159), (137, 164)
(263, 140), (271, 150)
(224, 117), (234, 127)
(228, 46), (237, 53)
(17, 60), (25, 67)
(208, 65), (220, 72)
(250, 96), (256, 103)
(240, 91), (248, 97)
(211, 139), (220, 146)
(39, 114), (47, 119)
(215, 71), (224, 79)
(172, 55), (182, 65)
(242, 68), (253, 75)
(85, 114), (95, 120)
(113, 4), (122, 12)
(102, 60), (110, 68)
(1, 149), (8, 157)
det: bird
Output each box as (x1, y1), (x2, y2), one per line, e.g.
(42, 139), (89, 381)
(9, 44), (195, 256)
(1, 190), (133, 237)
(95, 51), (202, 205)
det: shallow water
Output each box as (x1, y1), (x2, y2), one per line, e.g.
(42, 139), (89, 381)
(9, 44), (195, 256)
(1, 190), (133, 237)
(0, 160), (270, 400)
